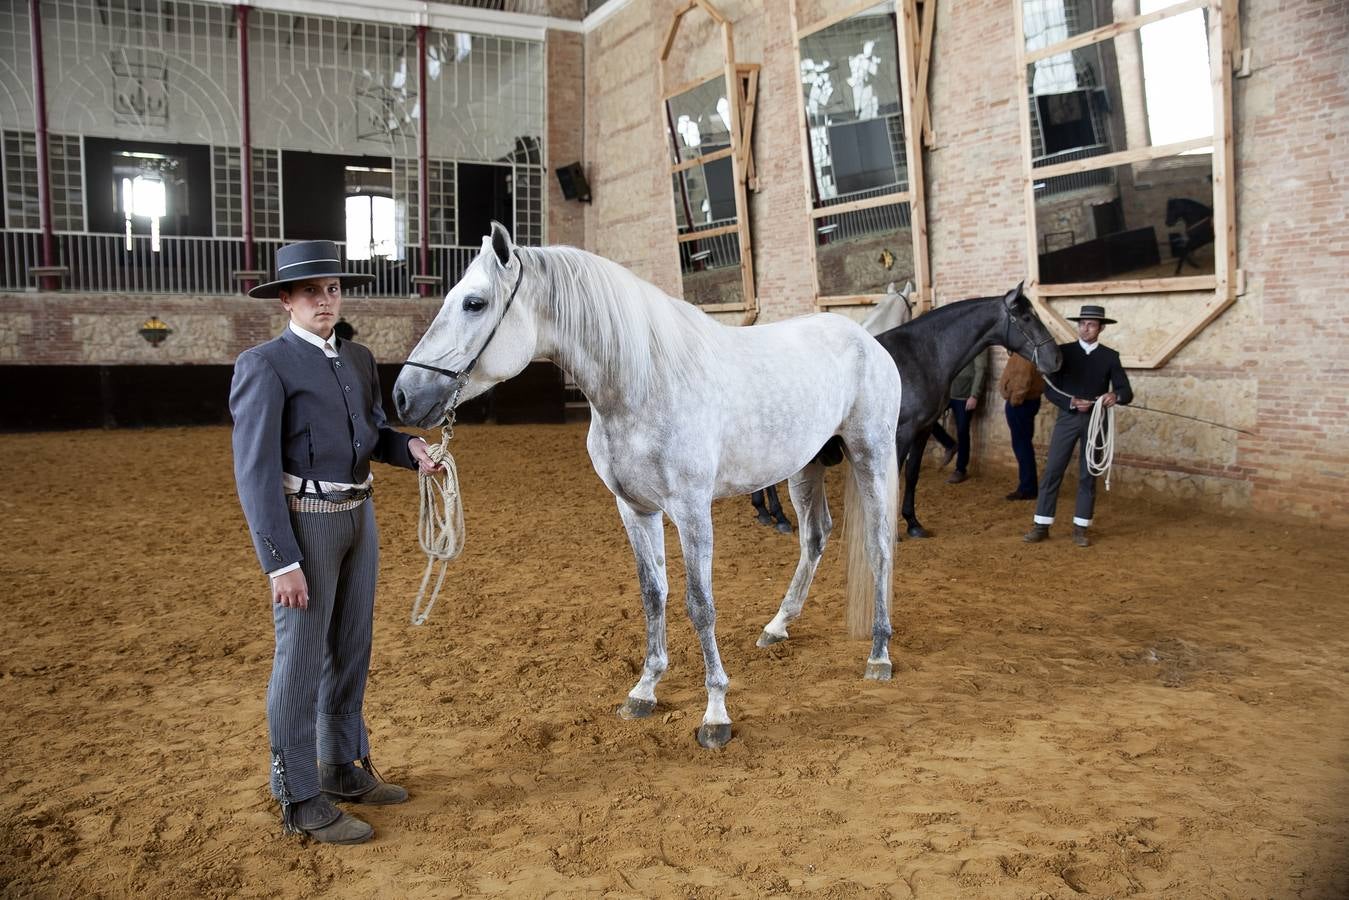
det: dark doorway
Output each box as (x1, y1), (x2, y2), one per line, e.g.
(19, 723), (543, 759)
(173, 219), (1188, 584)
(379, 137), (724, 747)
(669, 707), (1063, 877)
(281, 151), (391, 241)
(84, 137), (212, 237)
(456, 163), (513, 244)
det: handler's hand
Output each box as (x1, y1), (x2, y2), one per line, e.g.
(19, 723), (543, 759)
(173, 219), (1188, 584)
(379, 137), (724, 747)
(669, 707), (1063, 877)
(409, 436), (442, 475)
(1102, 391), (1118, 408)
(1071, 397), (1093, 412)
(273, 569), (309, 610)
(965, 396), (978, 412)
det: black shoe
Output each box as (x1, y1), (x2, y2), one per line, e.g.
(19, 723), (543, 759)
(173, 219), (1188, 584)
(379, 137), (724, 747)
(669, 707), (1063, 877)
(320, 757), (409, 805)
(1023, 524), (1049, 543)
(1072, 525), (1091, 548)
(945, 470), (967, 484)
(1005, 490), (1037, 501)
(284, 795), (373, 844)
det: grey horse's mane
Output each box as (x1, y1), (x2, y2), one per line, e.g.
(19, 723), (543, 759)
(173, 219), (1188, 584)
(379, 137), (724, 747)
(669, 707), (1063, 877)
(514, 244), (729, 400)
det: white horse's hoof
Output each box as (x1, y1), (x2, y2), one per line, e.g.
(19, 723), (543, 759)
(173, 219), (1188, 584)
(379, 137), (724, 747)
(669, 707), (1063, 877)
(696, 723), (732, 749)
(864, 661), (892, 681)
(616, 698), (656, 719)
(756, 630), (787, 648)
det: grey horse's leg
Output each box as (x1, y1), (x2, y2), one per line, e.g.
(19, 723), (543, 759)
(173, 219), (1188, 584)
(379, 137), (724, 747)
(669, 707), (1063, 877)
(667, 503), (732, 749)
(614, 498), (670, 720)
(758, 463), (830, 647)
(850, 450), (897, 681)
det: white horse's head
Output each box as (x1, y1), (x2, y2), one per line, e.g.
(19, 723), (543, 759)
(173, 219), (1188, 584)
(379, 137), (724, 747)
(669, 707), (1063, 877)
(395, 222), (540, 427)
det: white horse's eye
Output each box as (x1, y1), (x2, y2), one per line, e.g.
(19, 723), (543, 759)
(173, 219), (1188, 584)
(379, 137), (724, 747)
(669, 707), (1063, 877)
(463, 296), (487, 313)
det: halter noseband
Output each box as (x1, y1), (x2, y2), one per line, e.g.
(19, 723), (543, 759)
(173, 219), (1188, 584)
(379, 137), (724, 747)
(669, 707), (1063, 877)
(402, 249), (526, 393)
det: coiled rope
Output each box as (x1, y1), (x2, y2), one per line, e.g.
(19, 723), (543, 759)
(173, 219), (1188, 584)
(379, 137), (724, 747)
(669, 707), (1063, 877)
(410, 421), (464, 626)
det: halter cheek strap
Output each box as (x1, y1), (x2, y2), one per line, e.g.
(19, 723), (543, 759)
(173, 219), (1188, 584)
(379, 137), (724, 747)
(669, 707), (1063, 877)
(402, 249), (526, 386)
(1006, 306), (1056, 371)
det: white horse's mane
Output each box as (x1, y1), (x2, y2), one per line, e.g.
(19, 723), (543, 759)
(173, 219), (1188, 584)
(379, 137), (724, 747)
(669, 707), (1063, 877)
(513, 244), (729, 399)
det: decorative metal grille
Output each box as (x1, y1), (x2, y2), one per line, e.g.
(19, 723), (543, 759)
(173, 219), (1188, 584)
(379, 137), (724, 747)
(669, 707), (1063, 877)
(514, 165), (541, 246)
(42, 0), (239, 145)
(212, 145), (242, 237)
(3, 130), (39, 230)
(48, 132), (83, 231)
(0, 2), (35, 129)
(252, 147), (280, 239)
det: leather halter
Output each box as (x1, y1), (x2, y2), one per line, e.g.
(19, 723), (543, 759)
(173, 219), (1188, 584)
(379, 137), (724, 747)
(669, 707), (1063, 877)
(1005, 298), (1057, 371)
(402, 250), (526, 391)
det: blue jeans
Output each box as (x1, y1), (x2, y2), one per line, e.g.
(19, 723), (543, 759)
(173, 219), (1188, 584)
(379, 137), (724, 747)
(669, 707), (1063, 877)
(1004, 398), (1040, 495)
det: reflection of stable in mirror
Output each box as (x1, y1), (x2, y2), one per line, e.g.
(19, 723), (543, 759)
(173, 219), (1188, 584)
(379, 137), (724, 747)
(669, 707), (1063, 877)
(667, 76), (744, 307)
(1014, 0), (1240, 368)
(793, 0), (927, 306)
(1022, 1), (1219, 285)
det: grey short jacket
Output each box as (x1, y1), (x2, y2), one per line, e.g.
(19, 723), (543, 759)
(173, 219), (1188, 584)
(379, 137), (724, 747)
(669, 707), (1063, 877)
(230, 329), (418, 573)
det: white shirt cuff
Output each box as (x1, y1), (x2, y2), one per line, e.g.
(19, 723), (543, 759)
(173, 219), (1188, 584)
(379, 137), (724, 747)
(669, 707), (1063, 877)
(269, 562), (301, 580)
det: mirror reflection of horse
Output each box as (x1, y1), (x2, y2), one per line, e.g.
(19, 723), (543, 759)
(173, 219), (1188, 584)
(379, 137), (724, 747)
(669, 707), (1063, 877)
(750, 281), (915, 535)
(874, 284), (1062, 538)
(394, 224), (901, 750)
(1165, 197), (1214, 275)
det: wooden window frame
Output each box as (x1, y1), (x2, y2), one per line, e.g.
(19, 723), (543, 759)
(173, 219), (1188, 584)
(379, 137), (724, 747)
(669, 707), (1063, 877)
(791, 0), (934, 313)
(660, 1), (759, 318)
(1013, 0), (1240, 368)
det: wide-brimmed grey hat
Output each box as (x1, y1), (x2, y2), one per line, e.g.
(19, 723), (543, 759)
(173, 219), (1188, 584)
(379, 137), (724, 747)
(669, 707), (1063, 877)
(248, 240), (375, 299)
(1066, 304), (1118, 325)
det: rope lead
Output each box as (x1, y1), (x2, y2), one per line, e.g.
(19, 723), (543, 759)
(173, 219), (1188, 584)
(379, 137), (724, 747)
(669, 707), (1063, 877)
(410, 418), (465, 626)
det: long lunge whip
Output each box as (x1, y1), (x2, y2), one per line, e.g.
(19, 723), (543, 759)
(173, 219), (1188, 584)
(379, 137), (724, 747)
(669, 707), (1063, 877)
(410, 415), (465, 626)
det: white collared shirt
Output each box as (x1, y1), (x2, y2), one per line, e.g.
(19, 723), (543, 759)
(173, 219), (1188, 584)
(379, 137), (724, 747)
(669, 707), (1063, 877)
(1078, 338), (1099, 355)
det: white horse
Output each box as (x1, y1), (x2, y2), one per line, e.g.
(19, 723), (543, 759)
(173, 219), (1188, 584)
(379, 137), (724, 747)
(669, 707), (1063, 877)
(394, 224), (900, 749)
(859, 280), (915, 336)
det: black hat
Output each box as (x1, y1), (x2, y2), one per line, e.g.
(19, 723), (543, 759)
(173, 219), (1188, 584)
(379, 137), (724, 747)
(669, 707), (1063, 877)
(1066, 304), (1117, 325)
(248, 240), (375, 299)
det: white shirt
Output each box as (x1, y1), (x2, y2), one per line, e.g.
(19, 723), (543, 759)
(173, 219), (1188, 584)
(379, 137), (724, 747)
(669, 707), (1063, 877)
(1078, 338), (1099, 354)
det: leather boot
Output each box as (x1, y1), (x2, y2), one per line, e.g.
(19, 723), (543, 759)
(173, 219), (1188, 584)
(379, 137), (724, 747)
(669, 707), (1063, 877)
(1072, 525), (1091, 548)
(320, 756), (409, 805)
(285, 795), (373, 845)
(1022, 523), (1049, 543)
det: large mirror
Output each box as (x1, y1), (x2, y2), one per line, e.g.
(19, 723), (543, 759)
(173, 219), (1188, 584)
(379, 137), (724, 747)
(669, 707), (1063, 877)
(1026, 2), (1216, 284)
(661, 2), (757, 315)
(794, 0), (929, 309)
(1015, 0), (1238, 367)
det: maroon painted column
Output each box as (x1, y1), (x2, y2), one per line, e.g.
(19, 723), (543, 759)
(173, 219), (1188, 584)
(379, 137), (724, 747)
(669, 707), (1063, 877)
(28, 0), (56, 291)
(417, 24), (431, 297)
(236, 4), (256, 294)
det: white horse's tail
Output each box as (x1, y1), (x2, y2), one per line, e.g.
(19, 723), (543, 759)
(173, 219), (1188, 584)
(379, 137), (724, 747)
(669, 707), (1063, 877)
(844, 451), (899, 640)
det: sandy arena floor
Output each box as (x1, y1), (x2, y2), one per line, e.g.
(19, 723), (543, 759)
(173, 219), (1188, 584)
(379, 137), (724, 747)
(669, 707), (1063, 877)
(1, 423), (1346, 898)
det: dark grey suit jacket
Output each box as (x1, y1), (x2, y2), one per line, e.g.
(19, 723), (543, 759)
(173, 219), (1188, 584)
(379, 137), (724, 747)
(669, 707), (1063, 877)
(230, 329), (418, 573)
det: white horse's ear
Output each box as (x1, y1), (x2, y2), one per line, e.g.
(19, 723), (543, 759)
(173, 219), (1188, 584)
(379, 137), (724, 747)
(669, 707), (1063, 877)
(489, 221), (515, 268)
(902, 280), (914, 297)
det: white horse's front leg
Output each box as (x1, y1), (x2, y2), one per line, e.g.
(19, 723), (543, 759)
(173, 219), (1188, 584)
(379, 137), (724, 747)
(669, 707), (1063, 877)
(614, 499), (669, 720)
(670, 505), (731, 749)
(759, 463), (831, 647)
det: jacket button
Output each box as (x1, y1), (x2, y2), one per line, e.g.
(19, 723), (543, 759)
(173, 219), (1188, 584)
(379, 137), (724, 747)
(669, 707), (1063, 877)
(354, 441), (362, 448)
(344, 385), (351, 392)
(334, 360), (343, 368)
(352, 413), (358, 420)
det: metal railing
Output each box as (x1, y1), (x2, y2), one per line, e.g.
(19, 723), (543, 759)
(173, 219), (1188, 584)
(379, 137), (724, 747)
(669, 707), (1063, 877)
(816, 201), (912, 245)
(0, 231), (480, 296)
(1032, 144), (1114, 196)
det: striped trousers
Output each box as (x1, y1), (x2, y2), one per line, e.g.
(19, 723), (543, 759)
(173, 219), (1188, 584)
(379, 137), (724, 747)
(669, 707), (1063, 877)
(267, 500), (379, 804)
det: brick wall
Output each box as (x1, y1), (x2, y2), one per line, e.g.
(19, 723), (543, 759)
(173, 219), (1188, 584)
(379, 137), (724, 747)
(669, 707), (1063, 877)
(576, 0), (1349, 525)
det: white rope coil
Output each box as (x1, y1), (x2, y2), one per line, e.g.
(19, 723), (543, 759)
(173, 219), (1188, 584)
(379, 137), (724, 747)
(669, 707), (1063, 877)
(1084, 396), (1116, 491)
(410, 428), (465, 626)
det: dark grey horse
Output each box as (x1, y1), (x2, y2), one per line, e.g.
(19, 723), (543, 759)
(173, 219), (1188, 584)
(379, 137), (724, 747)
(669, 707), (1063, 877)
(1166, 197), (1214, 275)
(876, 284), (1061, 538)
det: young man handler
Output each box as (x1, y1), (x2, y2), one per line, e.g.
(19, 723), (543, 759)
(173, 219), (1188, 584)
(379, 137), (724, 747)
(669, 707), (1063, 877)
(231, 240), (439, 843)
